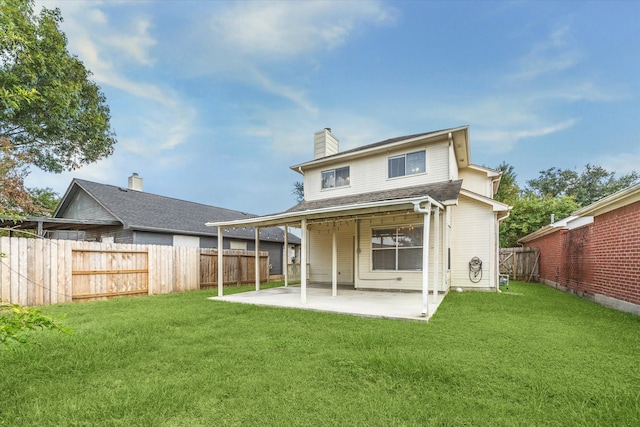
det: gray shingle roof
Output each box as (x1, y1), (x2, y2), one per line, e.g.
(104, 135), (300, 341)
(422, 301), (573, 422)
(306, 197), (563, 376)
(291, 126), (467, 170)
(57, 179), (297, 243)
(285, 180), (463, 213)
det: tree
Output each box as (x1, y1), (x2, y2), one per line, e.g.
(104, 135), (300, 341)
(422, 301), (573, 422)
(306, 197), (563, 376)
(494, 161), (520, 205)
(499, 193), (579, 248)
(0, 136), (42, 216)
(526, 164), (638, 207)
(27, 187), (59, 216)
(1, 0), (116, 173)
(292, 181), (304, 203)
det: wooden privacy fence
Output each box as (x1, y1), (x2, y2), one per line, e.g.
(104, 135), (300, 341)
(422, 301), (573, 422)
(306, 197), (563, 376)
(200, 248), (270, 288)
(499, 247), (540, 281)
(0, 237), (268, 306)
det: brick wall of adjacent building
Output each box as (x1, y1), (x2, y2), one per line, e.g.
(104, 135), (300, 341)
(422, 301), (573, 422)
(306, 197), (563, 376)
(589, 201), (640, 305)
(523, 200), (640, 310)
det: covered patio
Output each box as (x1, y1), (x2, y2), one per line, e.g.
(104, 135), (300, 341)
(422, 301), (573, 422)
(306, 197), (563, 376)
(206, 181), (462, 320)
(211, 284), (446, 321)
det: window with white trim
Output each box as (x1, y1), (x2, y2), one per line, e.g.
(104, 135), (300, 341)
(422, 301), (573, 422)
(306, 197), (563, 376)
(321, 166), (350, 189)
(388, 150), (426, 178)
(371, 225), (423, 270)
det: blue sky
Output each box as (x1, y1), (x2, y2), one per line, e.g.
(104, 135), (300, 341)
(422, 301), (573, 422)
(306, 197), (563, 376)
(28, 0), (640, 215)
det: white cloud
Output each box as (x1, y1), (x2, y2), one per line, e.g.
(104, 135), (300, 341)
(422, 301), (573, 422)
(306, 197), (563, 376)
(182, 1), (396, 117)
(597, 149), (640, 176)
(510, 25), (583, 82)
(207, 1), (395, 60)
(41, 1), (196, 157)
(473, 119), (580, 153)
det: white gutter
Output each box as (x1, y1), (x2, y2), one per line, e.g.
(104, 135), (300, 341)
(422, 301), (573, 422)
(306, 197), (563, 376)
(448, 132), (453, 181)
(206, 195), (451, 229)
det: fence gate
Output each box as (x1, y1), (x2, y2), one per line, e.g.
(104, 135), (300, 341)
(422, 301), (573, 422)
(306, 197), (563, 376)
(499, 247), (540, 281)
(71, 248), (149, 301)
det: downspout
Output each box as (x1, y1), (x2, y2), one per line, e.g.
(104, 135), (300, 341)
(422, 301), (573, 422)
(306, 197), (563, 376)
(448, 132), (453, 181)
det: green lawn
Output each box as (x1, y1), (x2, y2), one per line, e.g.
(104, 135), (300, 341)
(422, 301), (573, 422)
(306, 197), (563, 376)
(1, 281), (639, 426)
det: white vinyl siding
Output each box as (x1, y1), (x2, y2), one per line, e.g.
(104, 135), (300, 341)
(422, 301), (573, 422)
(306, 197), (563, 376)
(459, 168), (494, 198)
(307, 221), (355, 284)
(304, 140), (450, 201)
(450, 196), (496, 289)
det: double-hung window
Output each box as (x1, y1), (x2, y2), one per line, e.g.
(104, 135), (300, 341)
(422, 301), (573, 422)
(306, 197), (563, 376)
(321, 166), (350, 189)
(371, 225), (423, 270)
(388, 150), (426, 178)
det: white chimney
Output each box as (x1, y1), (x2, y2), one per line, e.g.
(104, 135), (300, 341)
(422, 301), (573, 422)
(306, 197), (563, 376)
(314, 128), (339, 159)
(128, 173), (143, 191)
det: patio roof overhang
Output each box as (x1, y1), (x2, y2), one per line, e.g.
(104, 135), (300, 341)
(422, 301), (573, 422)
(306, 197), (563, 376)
(206, 180), (463, 230)
(206, 195), (456, 230)
(0, 217), (121, 236)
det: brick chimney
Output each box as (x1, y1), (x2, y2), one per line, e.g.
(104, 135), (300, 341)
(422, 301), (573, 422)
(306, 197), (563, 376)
(314, 128), (339, 159)
(128, 173), (143, 191)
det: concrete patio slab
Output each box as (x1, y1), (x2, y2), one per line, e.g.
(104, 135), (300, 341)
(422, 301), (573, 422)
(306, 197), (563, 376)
(210, 285), (446, 321)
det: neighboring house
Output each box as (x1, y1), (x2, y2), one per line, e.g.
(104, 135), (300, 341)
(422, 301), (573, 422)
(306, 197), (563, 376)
(519, 183), (640, 315)
(207, 126), (510, 314)
(0, 174), (299, 276)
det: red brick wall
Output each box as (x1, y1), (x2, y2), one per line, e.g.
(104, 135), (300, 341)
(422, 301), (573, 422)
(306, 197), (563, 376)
(589, 201), (640, 305)
(524, 200), (640, 307)
(528, 230), (566, 285)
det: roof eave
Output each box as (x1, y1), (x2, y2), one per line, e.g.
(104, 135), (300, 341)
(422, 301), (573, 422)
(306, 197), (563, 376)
(291, 126), (469, 172)
(459, 189), (511, 212)
(572, 183), (640, 217)
(207, 195), (455, 229)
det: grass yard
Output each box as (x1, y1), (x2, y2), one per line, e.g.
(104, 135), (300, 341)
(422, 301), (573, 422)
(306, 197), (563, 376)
(1, 281), (639, 426)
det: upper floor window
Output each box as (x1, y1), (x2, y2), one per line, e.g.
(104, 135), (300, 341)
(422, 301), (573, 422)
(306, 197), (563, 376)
(321, 166), (350, 189)
(388, 150), (426, 179)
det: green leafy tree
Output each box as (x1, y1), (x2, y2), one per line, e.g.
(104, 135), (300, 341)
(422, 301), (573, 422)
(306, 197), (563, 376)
(494, 161), (520, 205)
(500, 194), (579, 248)
(26, 187), (59, 216)
(0, 136), (41, 216)
(526, 164), (638, 207)
(292, 181), (304, 203)
(1, 0), (116, 173)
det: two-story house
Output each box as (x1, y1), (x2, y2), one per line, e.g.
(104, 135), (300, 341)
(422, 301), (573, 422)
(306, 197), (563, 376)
(207, 126), (510, 315)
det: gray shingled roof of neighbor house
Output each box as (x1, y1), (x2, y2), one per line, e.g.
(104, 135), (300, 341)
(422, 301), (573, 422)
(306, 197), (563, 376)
(55, 179), (298, 243)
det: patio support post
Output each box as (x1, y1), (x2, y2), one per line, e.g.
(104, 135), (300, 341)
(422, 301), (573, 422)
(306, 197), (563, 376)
(433, 208), (440, 306)
(284, 225), (289, 287)
(332, 227), (337, 297)
(300, 218), (308, 304)
(442, 208), (448, 290)
(421, 204), (431, 316)
(218, 226), (224, 297)
(255, 227), (260, 291)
